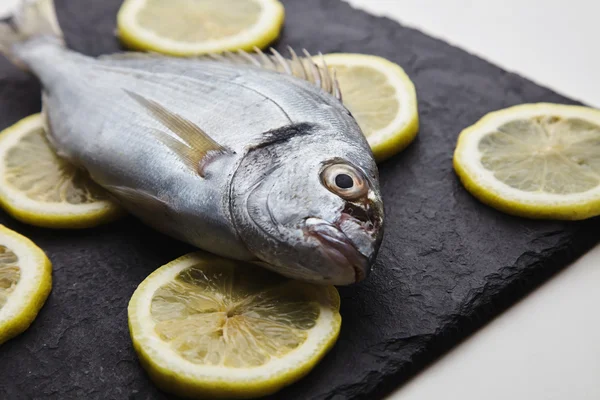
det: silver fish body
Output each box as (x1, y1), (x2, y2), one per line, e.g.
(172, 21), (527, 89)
(0, 0), (384, 285)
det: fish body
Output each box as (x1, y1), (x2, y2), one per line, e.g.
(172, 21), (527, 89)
(0, 0), (384, 285)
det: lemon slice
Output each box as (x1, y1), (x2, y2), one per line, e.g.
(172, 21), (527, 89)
(128, 252), (341, 399)
(320, 53), (419, 163)
(0, 114), (123, 229)
(0, 225), (52, 345)
(454, 103), (600, 220)
(117, 0), (285, 56)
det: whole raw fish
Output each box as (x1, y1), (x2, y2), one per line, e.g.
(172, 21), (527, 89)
(0, 0), (384, 285)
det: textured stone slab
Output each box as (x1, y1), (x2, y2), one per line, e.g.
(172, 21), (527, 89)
(0, 0), (598, 399)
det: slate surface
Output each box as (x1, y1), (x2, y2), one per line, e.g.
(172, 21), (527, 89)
(1, 0), (599, 399)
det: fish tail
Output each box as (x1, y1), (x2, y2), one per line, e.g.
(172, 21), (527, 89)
(0, 0), (64, 70)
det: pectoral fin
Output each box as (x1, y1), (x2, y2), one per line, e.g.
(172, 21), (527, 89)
(125, 90), (230, 175)
(103, 184), (170, 216)
(103, 184), (181, 240)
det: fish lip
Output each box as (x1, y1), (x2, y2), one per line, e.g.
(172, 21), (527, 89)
(305, 217), (370, 283)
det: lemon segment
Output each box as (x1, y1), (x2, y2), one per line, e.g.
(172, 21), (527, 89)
(454, 103), (600, 220)
(0, 225), (52, 345)
(117, 0), (285, 56)
(320, 53), (419, 163)
(128, 252), (341, 399)
(0, 114), (123, 229)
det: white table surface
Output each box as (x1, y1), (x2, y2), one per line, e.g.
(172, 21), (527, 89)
(342, 1), (600, 399)
(1, 1), (599, 399)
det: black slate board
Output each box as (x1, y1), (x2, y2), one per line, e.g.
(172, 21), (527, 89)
(1, 0), (599, 399)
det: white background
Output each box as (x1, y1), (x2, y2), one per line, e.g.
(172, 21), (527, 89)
(1, 1), (599, 399)
(343, 1), (600, 400)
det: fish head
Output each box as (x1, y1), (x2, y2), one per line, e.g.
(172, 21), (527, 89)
(231, 123), (384, 285)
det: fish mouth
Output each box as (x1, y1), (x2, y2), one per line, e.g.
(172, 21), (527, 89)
(305, 217), (371, 283)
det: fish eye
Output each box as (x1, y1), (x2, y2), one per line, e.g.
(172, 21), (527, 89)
(335, 173), (354, 189)
(321, 163), (368, 200)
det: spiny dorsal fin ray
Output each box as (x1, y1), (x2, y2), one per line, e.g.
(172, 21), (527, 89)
(288, 48), (307, 80)
(213, 47), (342, 102)
(124, 90), (229, 176)
(103, 48), (342, 101)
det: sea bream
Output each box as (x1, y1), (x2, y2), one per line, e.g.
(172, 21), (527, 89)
(0, 0), (384, 285)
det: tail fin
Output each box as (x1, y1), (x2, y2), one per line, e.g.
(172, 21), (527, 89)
(0, 0), (64, 69)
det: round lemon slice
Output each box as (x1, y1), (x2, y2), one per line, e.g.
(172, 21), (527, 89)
(320, 53), (419, 163)
(0, 225), (52, 345)
(128, 252), (341, 399)
(454, 103), (600, 220)
(0, 114), (123, 229)
(117, 0), (285, 56)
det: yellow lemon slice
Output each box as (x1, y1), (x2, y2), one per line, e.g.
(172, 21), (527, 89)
(0, 225), (51, 345)
(320, 53), (419, 163)
(454, 103), (600, 220)
(128, 252), (341, 399)
(0, 114), (123, 229)
(117, 0), (285, 56)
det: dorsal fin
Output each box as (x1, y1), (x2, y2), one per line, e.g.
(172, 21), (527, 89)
(124, 90), (229, 176)
(207, 47), (343, 102)
(102, 48), (343, 101)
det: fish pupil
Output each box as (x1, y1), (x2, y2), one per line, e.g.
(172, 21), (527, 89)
(335, 174), (354, 189)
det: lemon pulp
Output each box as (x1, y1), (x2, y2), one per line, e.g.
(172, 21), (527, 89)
(128, 252), (341, 399)
(0, 114), (123, 228)
(151, 261), (321, 367)
(320, 54), (419, 163)
(479, 116), (600, 194)
(136, 0), (262, 43)
(118, 0), (285, 56)
(5, 126), (110, 205)
(335, 65), (401, 134)
(454, 103), (600, 220)
(0, 246), (20, 310)
(0, 224), (52, 345)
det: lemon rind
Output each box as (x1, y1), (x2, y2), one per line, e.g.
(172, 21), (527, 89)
(117, 0), (285, 56)
(454, 103), (600, 220)
(128, 251), (341, 399)
(0, 225), (52, 345)
(0, 115), (124, 229)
